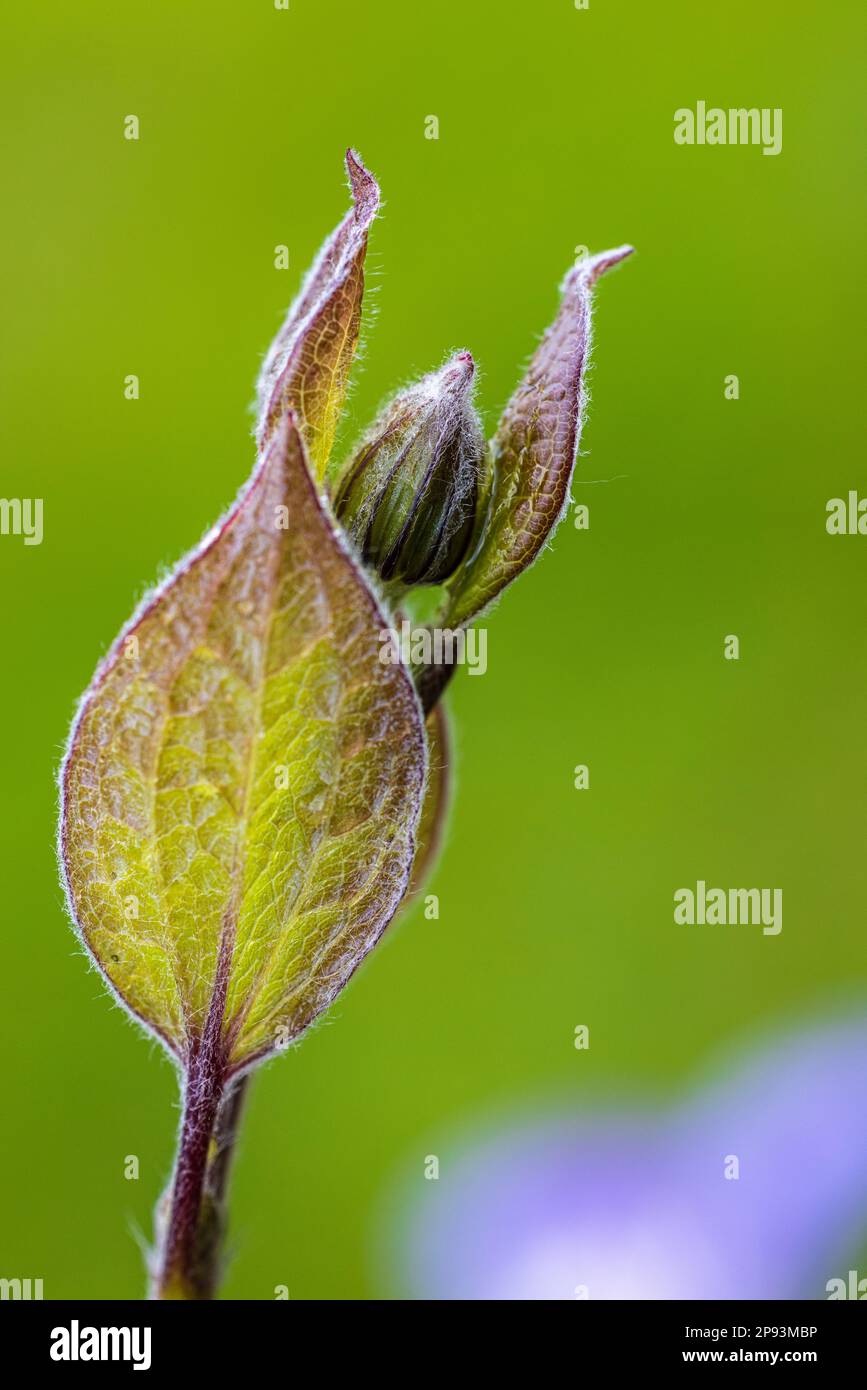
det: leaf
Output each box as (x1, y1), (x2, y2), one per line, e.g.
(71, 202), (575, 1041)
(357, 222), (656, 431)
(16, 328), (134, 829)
(444, 246), (634, 628)
(60, 417), (427, 1075)
(256, 149), (380, 480)
(406, 702), (450, 901)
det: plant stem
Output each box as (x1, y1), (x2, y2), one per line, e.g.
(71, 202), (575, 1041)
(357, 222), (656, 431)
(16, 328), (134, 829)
(208, 1073), (249, 1210)
(151, 937), (252, 1301)
(152, 1060), (252, 1301)
(154, 1050), (221, 1298)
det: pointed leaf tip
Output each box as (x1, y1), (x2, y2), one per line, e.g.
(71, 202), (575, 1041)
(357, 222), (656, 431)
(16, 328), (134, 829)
(256, 153), (381, 477)
(570, 243), (635, 289)
(345, 148), (380, 221)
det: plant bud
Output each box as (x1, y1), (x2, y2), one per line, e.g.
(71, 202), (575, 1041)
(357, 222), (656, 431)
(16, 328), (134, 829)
(333, 352), (483, 588)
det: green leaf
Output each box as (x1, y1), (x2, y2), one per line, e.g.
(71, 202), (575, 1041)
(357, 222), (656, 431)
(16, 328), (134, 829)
(444, 246), (633, 628)
(256, 149), (380, 480)
(60, 416), (427, 1075)
(406, 703), (450, 901)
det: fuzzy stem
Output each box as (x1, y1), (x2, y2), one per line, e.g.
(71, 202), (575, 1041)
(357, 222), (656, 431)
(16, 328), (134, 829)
(151, 929), (252, 1300)
(152, 1065), (252, 1301)
(153, 1048), (224, 1299)
(208, 1074), (250, 1209)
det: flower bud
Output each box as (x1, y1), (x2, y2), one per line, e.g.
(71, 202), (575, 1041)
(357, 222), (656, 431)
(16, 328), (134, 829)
(333, 352), (483, 588)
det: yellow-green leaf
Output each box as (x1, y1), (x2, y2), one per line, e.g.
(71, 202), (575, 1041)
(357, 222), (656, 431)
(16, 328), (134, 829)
(256, 150), (380, 480)
(445, 246), (633, 628)
(60, 417), (427, 1075)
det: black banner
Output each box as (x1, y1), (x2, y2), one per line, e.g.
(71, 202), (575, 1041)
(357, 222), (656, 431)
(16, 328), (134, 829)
(0, 1298), (862, 1373)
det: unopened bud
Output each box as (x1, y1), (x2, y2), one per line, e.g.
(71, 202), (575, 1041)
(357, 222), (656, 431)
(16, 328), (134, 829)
(333, 352), (483, 588)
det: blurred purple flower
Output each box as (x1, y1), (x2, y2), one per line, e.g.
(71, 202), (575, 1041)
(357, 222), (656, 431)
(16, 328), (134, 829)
(396, 1013), (867, 1299)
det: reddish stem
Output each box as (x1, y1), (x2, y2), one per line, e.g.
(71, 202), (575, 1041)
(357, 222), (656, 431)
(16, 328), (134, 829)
(153, 939), (243, 1300)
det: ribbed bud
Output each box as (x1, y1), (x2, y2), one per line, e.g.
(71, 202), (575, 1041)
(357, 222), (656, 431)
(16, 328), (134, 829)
(333, 352), (483, 588)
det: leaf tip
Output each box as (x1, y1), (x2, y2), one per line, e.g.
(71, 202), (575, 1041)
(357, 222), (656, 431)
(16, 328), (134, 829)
(345, 148), (380, 223)
(570, 243), (636, 290)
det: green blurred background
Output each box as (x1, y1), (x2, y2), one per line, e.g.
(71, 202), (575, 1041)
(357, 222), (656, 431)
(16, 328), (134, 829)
(1, 0), (865, 1298)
